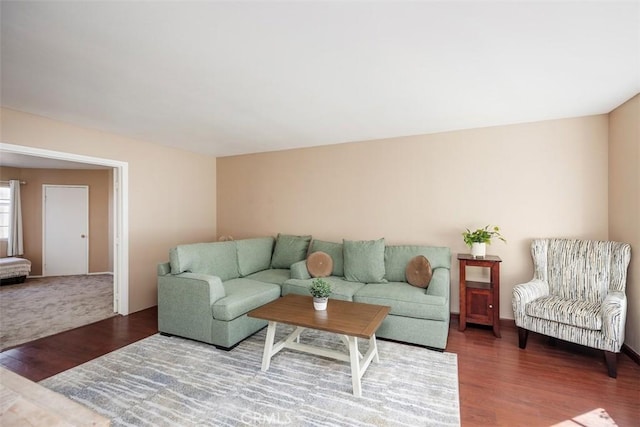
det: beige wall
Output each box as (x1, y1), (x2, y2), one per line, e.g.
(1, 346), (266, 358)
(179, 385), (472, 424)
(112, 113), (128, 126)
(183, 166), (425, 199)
(0, 108), (217, 312)
(3, 103), (632, 348)
(609, 94), (640, 354)
(0, 166), (111, 275)
(218, 115), (610, 320)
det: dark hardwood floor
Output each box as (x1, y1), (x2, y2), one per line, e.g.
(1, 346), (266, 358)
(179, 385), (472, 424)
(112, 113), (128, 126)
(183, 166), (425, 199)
(1, 308), (638, 426)
(0, 307), (157, 383)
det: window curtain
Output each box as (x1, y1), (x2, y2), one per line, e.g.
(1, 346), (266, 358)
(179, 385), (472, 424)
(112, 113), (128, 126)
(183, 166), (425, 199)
(8, 179), (24, 256)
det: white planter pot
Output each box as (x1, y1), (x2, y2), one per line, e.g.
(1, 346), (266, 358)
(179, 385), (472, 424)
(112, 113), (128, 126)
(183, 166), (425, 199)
(471, 242), (486, 258)
(313, 297), (328, 311)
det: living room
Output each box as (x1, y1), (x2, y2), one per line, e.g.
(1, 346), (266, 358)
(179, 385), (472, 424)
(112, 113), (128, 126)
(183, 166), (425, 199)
(0, 1), (639, 426)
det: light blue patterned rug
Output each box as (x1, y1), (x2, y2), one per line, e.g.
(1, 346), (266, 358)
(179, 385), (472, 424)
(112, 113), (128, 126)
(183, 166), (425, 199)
(41, 327), (460, 426)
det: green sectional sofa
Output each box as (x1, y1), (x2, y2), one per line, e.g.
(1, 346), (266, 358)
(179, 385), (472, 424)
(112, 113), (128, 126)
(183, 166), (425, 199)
(157, 234), (452, 350)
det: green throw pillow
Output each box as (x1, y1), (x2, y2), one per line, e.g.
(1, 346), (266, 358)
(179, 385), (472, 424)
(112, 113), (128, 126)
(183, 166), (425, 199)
(343, 238), (387, 283)
(270, 233), (312, 269)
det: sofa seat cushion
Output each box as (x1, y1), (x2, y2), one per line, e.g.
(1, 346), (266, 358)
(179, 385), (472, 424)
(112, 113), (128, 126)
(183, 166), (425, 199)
(525, 296), (602, 330)
(245, 269), (291, 286)
(354, 282), (448, 321)
(212, 279), (281, 321)
(282, 277), (366, 301)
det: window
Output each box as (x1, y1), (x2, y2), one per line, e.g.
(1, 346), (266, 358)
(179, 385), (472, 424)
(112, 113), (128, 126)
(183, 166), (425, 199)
(0, 186), (9, 239)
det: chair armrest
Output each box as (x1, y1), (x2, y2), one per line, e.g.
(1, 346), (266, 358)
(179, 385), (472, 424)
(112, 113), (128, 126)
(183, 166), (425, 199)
(512, 279), (549, 326)
(290, 260), (311, 280)
(601, 291), (627, 345)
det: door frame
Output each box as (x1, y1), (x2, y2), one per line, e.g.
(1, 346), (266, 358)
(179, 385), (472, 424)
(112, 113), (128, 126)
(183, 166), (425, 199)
(0, 142), (130, 315)
(42, 184), (89, 277)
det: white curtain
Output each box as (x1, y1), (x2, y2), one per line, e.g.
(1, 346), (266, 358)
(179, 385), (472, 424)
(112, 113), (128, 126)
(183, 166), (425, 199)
(7, 179), (24, 256)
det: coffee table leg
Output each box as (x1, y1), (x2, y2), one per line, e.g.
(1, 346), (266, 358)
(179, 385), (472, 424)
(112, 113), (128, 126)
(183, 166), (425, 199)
(261, 321), (277, 371)
(371, 334), (380, 363)
(347, 336), (362, 397)
(340, 335), (363, 358)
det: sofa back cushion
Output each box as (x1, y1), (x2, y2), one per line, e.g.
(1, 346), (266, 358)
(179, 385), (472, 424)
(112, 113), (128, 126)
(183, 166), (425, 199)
(343, 238), (386, 283)
(236, 237), (275, 276)
(169, 241), (239, 281)
(385, 245), (451, 283)
(270, 234), (312, 269)
(310, 240), (344, 277)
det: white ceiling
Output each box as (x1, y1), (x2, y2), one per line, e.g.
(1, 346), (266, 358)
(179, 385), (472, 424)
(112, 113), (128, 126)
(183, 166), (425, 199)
(1, 1), (638, 157)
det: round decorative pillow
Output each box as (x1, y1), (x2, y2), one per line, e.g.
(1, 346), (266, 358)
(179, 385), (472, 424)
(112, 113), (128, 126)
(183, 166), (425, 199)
(405, 255), (433, 288)
(306, 251), (333, 278)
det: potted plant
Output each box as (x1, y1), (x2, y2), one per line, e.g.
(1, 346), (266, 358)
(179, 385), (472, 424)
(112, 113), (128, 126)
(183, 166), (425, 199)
(309, 278), (332, 310)
(462, 225), (506, 258)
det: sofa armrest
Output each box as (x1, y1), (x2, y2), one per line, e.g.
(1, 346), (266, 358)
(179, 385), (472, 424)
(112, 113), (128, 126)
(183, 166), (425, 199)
(157, 273), (226, 342)
(512, 279), (549, 326)
(290, 260), (311, 280)
(157, 262), (171, 276)
(425, 268), (450, 300)
(172, 273), (226, 302)
(601, 291), (627, 345)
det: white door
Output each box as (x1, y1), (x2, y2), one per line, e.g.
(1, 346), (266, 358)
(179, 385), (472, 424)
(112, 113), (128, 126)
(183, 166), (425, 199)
(43, 185), (89, 276)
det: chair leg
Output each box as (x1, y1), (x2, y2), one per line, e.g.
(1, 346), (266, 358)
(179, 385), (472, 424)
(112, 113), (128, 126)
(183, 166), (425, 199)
(518, 327), (528, 349)
(604, 351), (617, 378)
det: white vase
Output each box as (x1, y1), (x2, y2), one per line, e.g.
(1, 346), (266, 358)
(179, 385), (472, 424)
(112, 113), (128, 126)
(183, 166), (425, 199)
(471, 242), (486, 258)
(313, 297), (328, 311)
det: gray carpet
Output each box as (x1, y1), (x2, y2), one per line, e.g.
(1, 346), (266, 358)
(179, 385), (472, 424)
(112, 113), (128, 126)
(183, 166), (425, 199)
(41, 328), (460, 426)
(0, 274), (116, 350)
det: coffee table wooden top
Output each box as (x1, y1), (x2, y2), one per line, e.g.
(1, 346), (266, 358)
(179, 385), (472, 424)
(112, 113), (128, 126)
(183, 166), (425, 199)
(248, 294), (390, 339)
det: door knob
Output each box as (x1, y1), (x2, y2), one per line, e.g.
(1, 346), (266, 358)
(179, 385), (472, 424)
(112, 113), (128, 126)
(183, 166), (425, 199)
(81, 234), (86, 238)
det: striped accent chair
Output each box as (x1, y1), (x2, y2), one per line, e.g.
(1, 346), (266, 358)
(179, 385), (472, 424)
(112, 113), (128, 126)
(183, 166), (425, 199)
(512, 239), (631, 378)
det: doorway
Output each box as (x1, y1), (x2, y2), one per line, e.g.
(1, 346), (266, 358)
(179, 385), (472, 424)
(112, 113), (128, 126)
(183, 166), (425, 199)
(43, 185), (89, 276)
(0, 142), (129, 315)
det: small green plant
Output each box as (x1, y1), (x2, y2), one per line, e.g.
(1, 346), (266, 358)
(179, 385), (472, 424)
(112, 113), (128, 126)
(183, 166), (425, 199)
(462, 225), (506, 246)
(310, 278), (332, 298)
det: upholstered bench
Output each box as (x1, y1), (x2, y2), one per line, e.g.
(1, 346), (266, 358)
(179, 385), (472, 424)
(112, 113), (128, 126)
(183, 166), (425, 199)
(0, 257), (31, 285)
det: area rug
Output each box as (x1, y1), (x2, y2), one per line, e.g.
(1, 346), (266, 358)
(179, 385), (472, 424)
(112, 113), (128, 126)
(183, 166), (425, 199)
(0, 274), (115, 350)
(41, 327), (460, 426)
